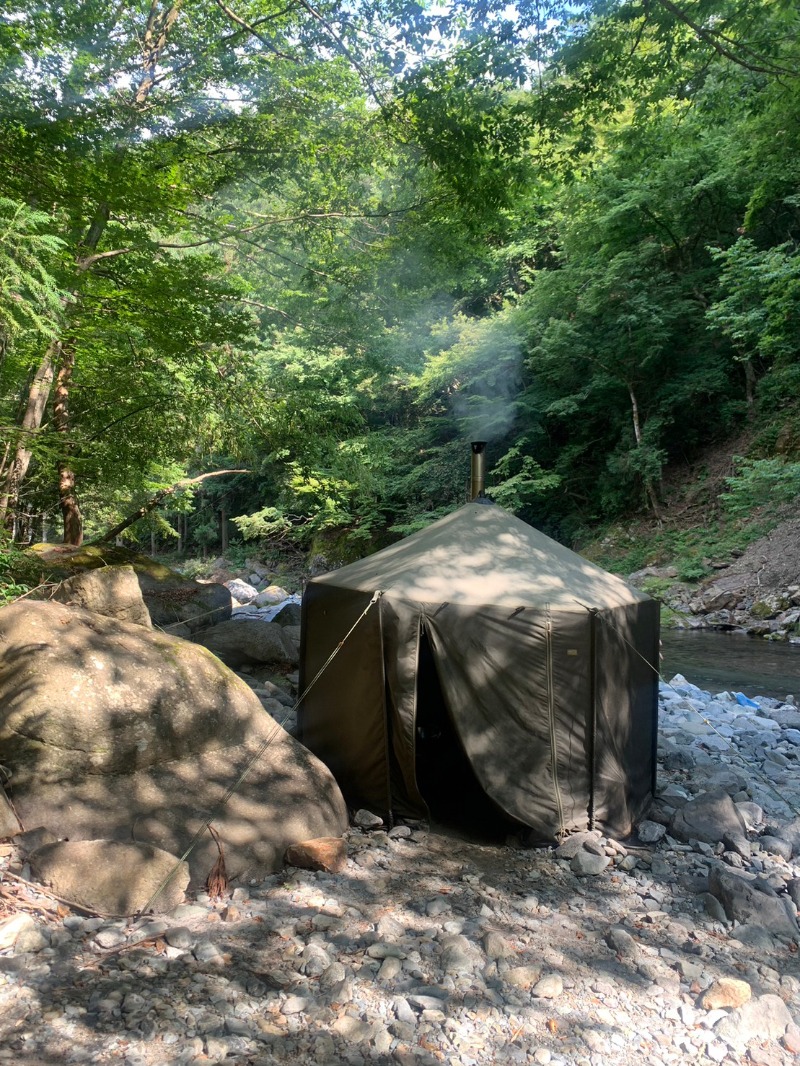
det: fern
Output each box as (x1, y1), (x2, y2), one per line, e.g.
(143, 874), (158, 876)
(0, 197), (66, 341)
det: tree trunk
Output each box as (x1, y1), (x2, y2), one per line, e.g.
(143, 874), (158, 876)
(628, 384), (662, 523)
(53, 345), (83, 545)
(744, 358), (756, 411)
(0, 343), (58, 532)
(220, 503), (228, 553)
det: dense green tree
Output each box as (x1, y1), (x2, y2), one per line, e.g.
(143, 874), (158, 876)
(2, 0), (797, 560)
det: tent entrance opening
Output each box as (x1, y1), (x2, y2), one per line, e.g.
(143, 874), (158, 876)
(414, 629), (514, 837)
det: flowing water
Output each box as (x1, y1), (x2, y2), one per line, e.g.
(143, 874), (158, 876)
(660, 628), (800, 701)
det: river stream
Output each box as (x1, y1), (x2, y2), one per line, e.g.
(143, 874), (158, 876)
(660, 628), (800, 701)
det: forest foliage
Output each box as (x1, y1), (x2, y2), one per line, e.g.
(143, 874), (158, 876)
(0, 0), (798, 564)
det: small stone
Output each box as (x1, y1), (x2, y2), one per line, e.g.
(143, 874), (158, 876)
(699, 978), (752, 1010)
(281, 996), (308, 1015)
(164, 926), (194, 950)
(366, 942), (405, 959)
(14, 924), (48, 953)
(637, 820), (666, 843)
(783, 1023), (800, 1054)
(285, 836), (347, 874)
(758, 835), (793, 861)
(484, 931), (514, 959)
(604, 926), (638, 958)
(706, 1040), (728, 1063)
(95, 926), (127, 949)
(353, 810), (384, 829)
(0, 914), (36, 951)
(332, 1015), (375, 1042)
(378, 956), (403, 982)
(388, 825), (413, 839)
(571, 850), (610, 876)
(426, 897), (450, 916)
(505, 965), (541, 990)
(533, 973), (563, 999)
(193, 940), (223, 963)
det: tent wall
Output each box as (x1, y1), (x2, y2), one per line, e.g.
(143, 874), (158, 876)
(424, 605), (593, 838)
(591, 598), (660, 836)
(379, 597), (426, 818)
(298, 585), (391, 818)
(299, 567), (659, 841)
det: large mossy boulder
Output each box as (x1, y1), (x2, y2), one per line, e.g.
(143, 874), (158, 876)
(28, 543), (231, 633)
(50, 563), (152, 627)
(0, 600), (348, 884)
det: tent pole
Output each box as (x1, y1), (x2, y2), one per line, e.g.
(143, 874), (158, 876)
(588, 608), (598, 830)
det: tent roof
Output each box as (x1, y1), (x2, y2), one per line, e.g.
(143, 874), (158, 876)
(312, 502), (649, 610)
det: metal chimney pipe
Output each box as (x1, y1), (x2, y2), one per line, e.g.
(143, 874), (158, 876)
(470, 441), (487, 500)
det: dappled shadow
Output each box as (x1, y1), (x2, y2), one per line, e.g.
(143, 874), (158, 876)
(0, 600), (346, 887)
(3, 823), (798, 1065)
(300, 502), (659, 845)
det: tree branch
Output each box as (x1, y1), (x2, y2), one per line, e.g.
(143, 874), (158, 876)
(293, 0), (388, 105)
(76, 248), (133, 272)
(91, 469), (251, 545)
(212, 0), (298, 60)
(652, 0), (798, 77)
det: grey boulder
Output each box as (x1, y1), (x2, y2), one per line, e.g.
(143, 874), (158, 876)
(29, 543), (231, 633)
(670, 788), (748, 844)
(0, 600), (348, 883)
(708, 865), (798, 937)
(51, 564), (151, 627)
(225, 578), (259, 604)
(29, 839), (189, 916)
(273, 602), (302, 627)
(714, 994), (793, 1048)
(194, 617), (297, 667)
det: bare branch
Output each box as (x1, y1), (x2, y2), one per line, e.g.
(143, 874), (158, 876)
(212, 0), (298, 60)
(76, 248), (133, 272)
(91, 469), (251, 545)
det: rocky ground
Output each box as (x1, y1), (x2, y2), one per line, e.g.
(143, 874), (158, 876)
(2, 673), (800, 1066)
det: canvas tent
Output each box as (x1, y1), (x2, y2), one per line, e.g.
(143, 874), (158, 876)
(298, 500), (659, 841)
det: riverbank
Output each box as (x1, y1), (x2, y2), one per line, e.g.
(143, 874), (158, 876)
(623, 514), (800, 642)
(1, 673), (799, 1066)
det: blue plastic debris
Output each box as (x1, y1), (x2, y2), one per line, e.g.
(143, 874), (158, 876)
(734, 691), (759, 709)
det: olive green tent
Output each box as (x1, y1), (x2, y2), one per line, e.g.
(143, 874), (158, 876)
(298, 500), (659, 840)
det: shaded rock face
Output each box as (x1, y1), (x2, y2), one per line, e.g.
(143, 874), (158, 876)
(669, 788), (748, 845)
(0, 785), (22, 839)
(0, 601), (348, 883)
(50, 564), (152, 627)
(273, 602), (302, 627)
(30, 544), (231, 633)
(194, 617), (298, 668)
(29, 840), (190, 916)
(708, 864), (799, 936)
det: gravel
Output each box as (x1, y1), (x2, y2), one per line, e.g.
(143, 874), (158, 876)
(1, 675), (799, 1066)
